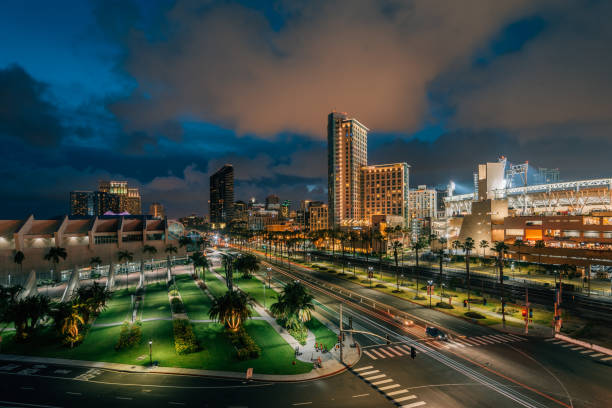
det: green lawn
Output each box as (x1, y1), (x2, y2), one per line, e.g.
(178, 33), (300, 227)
(94, 288), (134, 325)
(141, 282), (171, 320)
(305, 318), (338, 350)
(174, 275), (213, 320)
(205, 271), (230, 298)
(233, 277), (277, 310)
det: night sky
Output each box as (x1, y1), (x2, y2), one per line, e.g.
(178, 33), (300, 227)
(1, 0), (611, 219)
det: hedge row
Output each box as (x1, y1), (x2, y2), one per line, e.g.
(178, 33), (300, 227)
(173, 319), (199, 354)
(227, 327), (261, 360)
(115, 321), (142, 350)
(171, 297), (185, 314)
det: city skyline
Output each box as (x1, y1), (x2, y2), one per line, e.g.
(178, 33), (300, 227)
(1, 1), (611, 218)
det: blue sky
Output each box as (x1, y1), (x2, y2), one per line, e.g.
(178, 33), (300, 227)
(1, 0), (611, 218)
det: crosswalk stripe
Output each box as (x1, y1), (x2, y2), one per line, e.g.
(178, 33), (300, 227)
(379, 348), (395, 357)
(392, 346), (407, 355)
(387, 389), (409, 396)
(362, 350), (378, 360)
(552, 340), (565, 344)
(561, 343), (573, 348)
(400, 401), (426, 408)
(394, 395), (417, 403)
(506, 334), (525, 341)
(544, 338), (557, 342)
(372, 379), (393, 385)
(359, 370), (380, 376)
(388, 347), (403, 356)
(466, 337), (487, 345)
(398, 345), (413, 354)
(461, 337), (481, 345)
(371, 349), (386, 358)
(453, 338), (471, 346)
(378, 384), (400, 391)
(570, 347), (583, 350)
(475, 336), (497, 344)
(591, 353), (604, 357)
(580, 350), (595, 354)
(353, 366), (374, 372)
(364, 374), (386, 381)
(493, 334), (515, 342)
(601, 356), (612, 361)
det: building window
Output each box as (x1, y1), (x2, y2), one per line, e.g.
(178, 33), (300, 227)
(562, 230), (580, 238)
(94, 235), (118, 245)
(583, 217), (600, 225)
(122, 234), (143, 242)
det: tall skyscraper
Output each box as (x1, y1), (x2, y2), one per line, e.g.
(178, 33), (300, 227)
(149, 202), (165, 218)
(265, 194), (280, 210)
(327, 111), (368, 227)
(361, 163), (410, 226)
(70, 191), (95, 216)
(98, 180), (141, 214)
(210, 164), (234, 225)
(409, 185), (437, 219)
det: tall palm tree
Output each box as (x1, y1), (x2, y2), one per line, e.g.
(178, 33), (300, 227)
(44, 247), (68, 282)
(117, 250), (134, 290)
(412, 239), (426, 297)
(13, 251), (25, 280)
(74, 281), (112, 323)
(270, 281), (314, 329)
(392, 240), (403, 292)
(234, 253), (259, 279)
(209, 290), (253, 331)
(451, 240), (462, 260)
(534, 240), (545, 273)
(493, 241), (509, 325)
(349, 231), (359, 276)
(60, 303), (84, 348)
(189, 252), (210, 280)
(372, 230), (385, 279)
(165, 244), (178, 282)
(479, 240), (489, 264)
(221, 253), (234, 290)
(463, 237), (475, 310)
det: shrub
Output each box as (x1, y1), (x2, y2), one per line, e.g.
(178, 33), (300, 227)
(436, 302), (454, 309)
(287, 325), (308, 345)
(375, 284), (387, 288)
(464, 311), (486, 319)
(171, 297), (185, 314)
(226, 326), (261, 359)
(173, 319), (199, 354)
(348, 276), (358, 280)
(115, 321), (142, 350)
(414, 295), (426, 300)
(360, 279), (370, 284)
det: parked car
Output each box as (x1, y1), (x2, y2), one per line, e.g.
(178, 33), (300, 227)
(426, 326), (448, 341)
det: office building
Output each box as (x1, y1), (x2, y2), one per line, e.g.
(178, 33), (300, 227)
(70, 191), (95, 216)
(280, 200), (291, 218)
(97, 180), (142, 215)
(327, 111), (368, 227)
(149, 202), (165, 218)
(210, 164), (234, 225)
(361, 163), (410, 227)
(409, 185), (437, 220)
(265, 194), (280, 210)
(309, 203), (328, 232)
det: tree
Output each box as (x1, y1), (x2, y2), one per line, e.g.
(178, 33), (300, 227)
(74, 281), (111, 323)
(270, 282), (314, 330)
(50, 301), (85, 348)
(8, 294), (51, 342)
(463, 237), (475, 310)
(412, 239), (426, 297)
(178, 236), (192, 251)
(13, 251), (25, 277)
(221, 253), (234, 290)
(165, 244), (178, 281)
(451, 240), (462, 260)
(514, 238), (525, 276)
(493, 241), (509, 325)
(189, 252), (210, 281)
(392, 241), (403, 292)
(209, 290), (253, 331)
(479, 240), (489, 264)
(234, 253), (259, 279)
(0, 285), (23, 342)
(349, 231), (359, 276)
(117, 250), (134, 290)
(534, 240), (545, 273)
(435, 248), (445, 286)
(44, 247), (67, 282)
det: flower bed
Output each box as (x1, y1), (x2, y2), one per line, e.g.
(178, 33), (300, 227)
(226, 326), (261, 360)
(173, 319), (199, 354)
(115, 321), (142, 350)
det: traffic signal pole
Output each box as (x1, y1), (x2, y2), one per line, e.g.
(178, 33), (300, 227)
(524, 286), (529, 335)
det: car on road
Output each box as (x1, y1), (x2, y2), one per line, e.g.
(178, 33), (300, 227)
(426, 326), (448, 341)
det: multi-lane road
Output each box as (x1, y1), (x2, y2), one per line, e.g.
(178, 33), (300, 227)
(1, 250), (610, 408)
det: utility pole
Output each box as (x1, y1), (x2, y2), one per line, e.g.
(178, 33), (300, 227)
(524, 286), (529, 335)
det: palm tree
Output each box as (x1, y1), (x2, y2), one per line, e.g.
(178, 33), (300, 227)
(44, 247), (67, 282)
(89, 257), (102, 281)
(178, 236), (191, 252)
(164, 244), (178, 282)
(534, 240), (545, 273)
(493, 241), (509, 325)
(451, 240), (462, 261)
(74, 282), (111, 323)
(117, 250), (134, 290)
(392, 240), (402, 292)
(221, 253), (234, 290)
(234, 253), (259, 279)
(349, 231), (359, 276)
(209, 290), (253, 331)
(13, 251), (25, 279)
(270, 282), (314, 329)
(479, 240), (489, 264)
(412, 239), (426, 297)
(61, 304), (84, 348)
(435, 248), (445, 286)
(463, 237), (475, 310)
(189, 252), (210, 280)
(8, 294), (51, 342)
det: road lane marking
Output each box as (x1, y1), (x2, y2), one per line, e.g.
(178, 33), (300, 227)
(359, 370), (380, 376)
(362, 350), (377, 360)
(168, 402), (185, 405)
(466, 337), (487, 345)
(570, 347), (583, 350)
(371, 349), (386, 358)
(116, 397), (133, 400)
(453, 338), (472, 346)
(353, 366), (374, 372)
(561, 344), (573, 348)
(477, 336), (498, 344)
(389, 346), (405, 355)
(461, 338), (481, 345)
(400, 401), (426, 408)
(379, 384), (400, 391)
(20, 386), (34, 390)
(0, 401), (61, 408)
(372, 379), (393, 385)
(552, 340), (564, 344)
(505, 334), (524, 341)
(580, 349), (595, 354)
(386, 389), (409, 396)
(292, 402), (312, 406)
(364, 374), (386, 381)
(590, 353), (604, 357)
(352, 394), (369, 398)
(394, 395), (417, 403)
(0, 364), (20, 371)
(379, 348), (395, 357)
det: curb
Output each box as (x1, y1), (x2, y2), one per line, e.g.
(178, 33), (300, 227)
(554, 333), (612, 357)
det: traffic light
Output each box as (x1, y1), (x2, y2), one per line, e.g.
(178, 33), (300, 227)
(522, 308), (527, 317)
(410, 346), (416, 359)
(529, 308), (533, 318)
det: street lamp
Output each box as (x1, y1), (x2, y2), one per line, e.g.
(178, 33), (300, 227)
(263, 283), (266, 309)
(149, 340), (153, 366)
(266, 267), (271, 289)
(368, 266), (373, 287)
(427, 280), (434, 308)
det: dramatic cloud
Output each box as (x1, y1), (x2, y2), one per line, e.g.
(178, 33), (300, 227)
(0, 64), (64, 146)
(108, 0), (533, 138)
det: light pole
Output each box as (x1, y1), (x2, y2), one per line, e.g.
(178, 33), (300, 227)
(263, 283), (266, 309)
(266, 267), (271, 289)
(368, 266), (373, 287)
(149, 340), (153, 366)
(428, 280), (433, 308)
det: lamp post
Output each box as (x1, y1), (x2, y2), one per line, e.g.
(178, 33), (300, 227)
(368, 266), (373, 288)
(428, 280), (434, 308)
(148, 340), (153, 366)
(266, 267), (271, 289)
(263, 283), (266, 309)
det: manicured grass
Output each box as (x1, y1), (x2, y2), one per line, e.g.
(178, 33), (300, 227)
(233, 276), (277, 308)
(206, 271), (229, 298)
(141, 283), (171, 320)
(94, 288), (133, 325)
(305, 318), (338, 350)
(174, 275), (213, 320)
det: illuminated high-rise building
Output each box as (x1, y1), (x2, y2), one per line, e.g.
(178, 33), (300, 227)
(361, 163), (410, 226)
(327, 111), (368, 227)
(70, 191), (95, 216)
(210, 164), (234, 225)
(98, 180), (141, 214)
(149, 202), (165, 218)
(409, 185), (437, 219)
